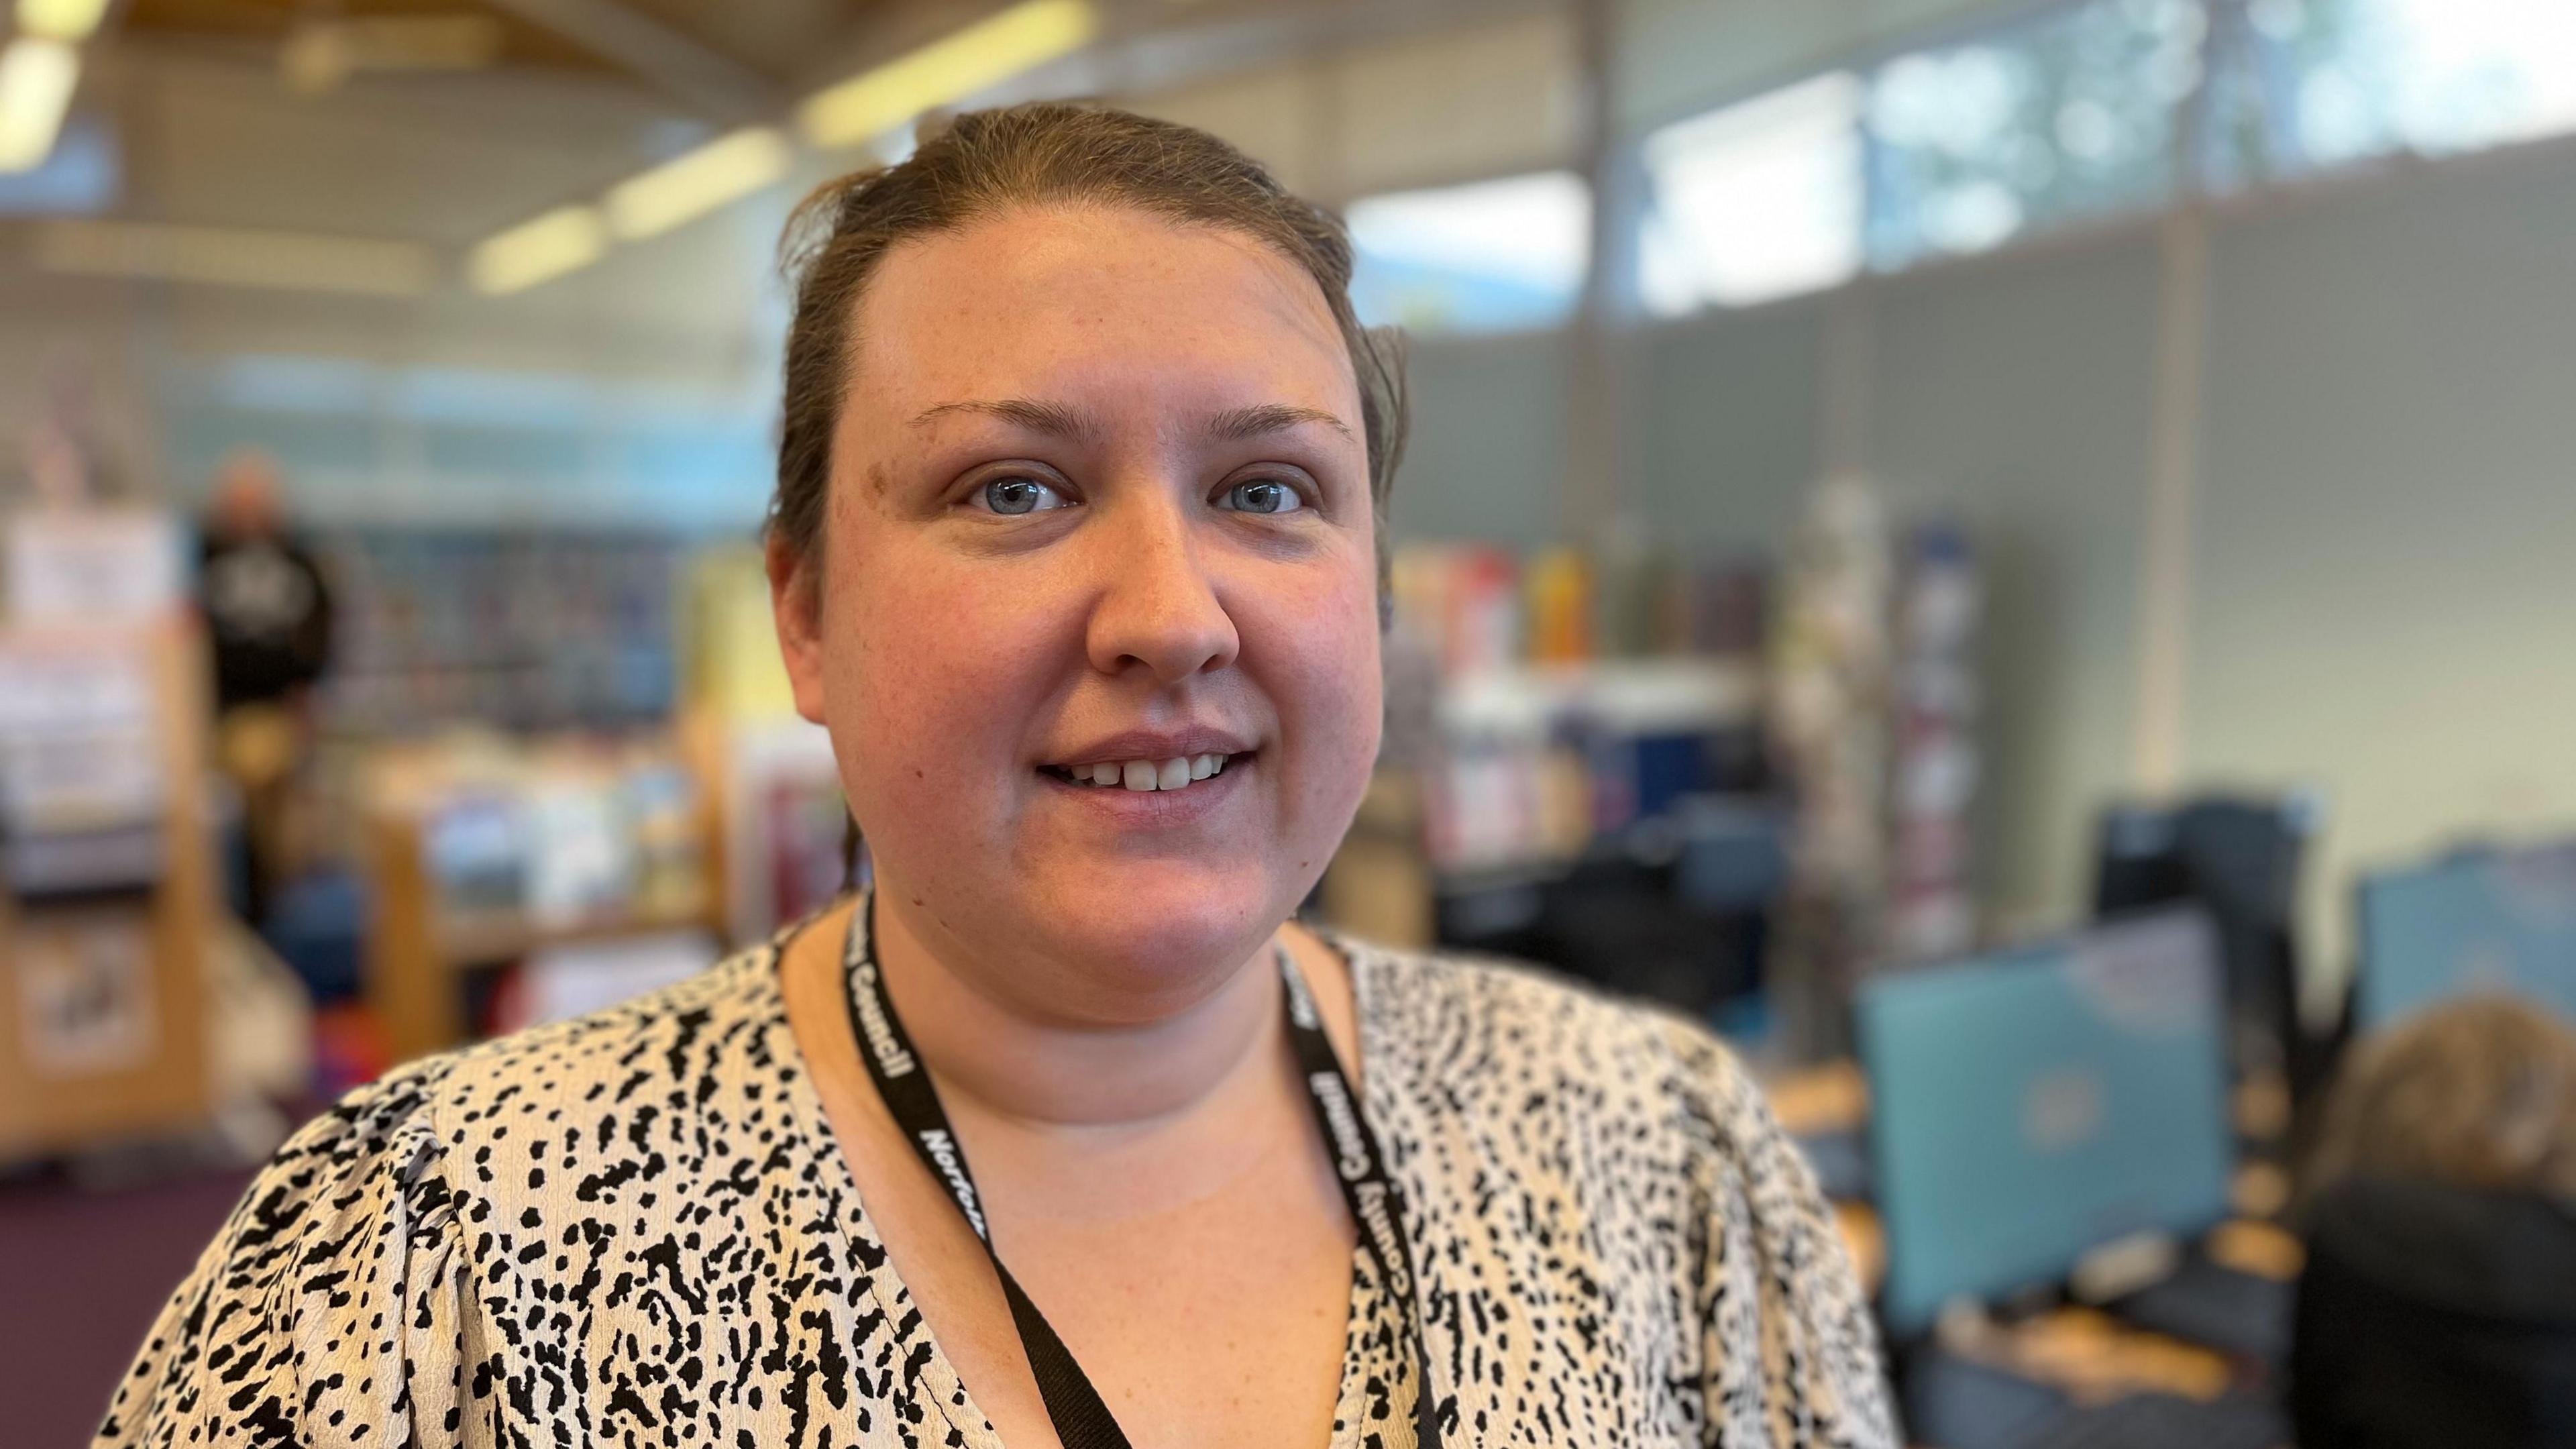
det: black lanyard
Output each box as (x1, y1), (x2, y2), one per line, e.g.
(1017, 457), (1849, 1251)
(841, 898), (1442, 1449)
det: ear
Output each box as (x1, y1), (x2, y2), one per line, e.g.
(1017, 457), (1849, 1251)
(766, 532), (831, 726)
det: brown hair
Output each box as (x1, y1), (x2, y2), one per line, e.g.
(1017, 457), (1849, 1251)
(767, 101), (1407, 570)
(2303, 996), (2576, 1209)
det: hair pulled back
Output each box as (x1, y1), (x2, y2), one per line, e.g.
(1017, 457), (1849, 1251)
(2304, 996), (2576, 1208)
(769, 101), (1407, 564)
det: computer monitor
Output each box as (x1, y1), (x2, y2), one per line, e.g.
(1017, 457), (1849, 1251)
(1857, 909), (2237, 1334)
(2356, 839), (2576, 1030)
(2094, 797), (2314, 1072)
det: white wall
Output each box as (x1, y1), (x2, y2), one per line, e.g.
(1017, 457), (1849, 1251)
(1122, 9), (1583, 203)
(2192, 141), (2576, 972)
(1631, 297), (1825, 557)
(1387, 333), (1570, 548)
(1615, 0), (2013, 129)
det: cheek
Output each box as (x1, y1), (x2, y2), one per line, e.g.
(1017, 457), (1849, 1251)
(1258, 565), (1383, 817)
(823, 553), (1064, 823)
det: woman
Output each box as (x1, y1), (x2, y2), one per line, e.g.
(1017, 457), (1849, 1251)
(2292, 997), (2576, 1448)
(99, 105), (1891, 1449)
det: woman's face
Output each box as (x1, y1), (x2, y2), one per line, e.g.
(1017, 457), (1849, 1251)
(773, 205), (1382, 1010)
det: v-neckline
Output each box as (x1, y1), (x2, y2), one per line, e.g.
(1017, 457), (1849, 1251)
(759, 900), (1398, 1448)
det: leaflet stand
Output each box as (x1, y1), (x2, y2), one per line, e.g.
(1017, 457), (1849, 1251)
(0, 620), (217, 1160)
(363, 729), (729, 1065)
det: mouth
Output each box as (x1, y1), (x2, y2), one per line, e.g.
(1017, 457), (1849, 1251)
(1038, 751), (1248, 794)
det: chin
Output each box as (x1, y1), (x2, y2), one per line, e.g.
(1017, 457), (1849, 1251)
(1016, 862), (1298, 1012)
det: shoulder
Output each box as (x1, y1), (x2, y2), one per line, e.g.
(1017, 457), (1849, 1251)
(196, 937), (782, 1266)
(1346, 938), (1897, 1445)
(97, 943), (792, 1446)
(215, 939), (782, 1256)
(412, 943), (784, 1122)
(349, 942), (803, 1224)
(1347, 937), (1784, 1164)
(232, 943), (786, 1188)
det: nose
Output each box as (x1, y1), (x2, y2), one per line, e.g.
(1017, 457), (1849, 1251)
(1082, 492), (1240, 684)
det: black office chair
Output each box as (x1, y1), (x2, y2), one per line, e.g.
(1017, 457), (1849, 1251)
(1434, 797), (1784, 1022)
(2293, 1175), (2576, 1448)
(2094, 795), (2341, 1113)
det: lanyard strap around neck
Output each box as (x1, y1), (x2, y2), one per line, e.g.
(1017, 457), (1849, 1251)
(840, 898), (1442, 1449)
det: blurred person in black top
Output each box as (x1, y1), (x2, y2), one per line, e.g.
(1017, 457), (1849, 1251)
(201, 449), (333, 711)
(2294, 996), (2576, 1448)
(197, 449), (333, 920)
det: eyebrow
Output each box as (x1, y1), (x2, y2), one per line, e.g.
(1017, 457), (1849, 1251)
(907, 398), (1356, 445)
(908, 398), (1099, 441)
(1203, 403), (1356, 444)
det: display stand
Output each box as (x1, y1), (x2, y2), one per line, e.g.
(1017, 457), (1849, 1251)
(0, 621), (218, 1160)
(362, 734), (729, 1065)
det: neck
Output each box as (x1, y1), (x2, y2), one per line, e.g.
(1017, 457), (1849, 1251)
(863, 883), (1284, 1130)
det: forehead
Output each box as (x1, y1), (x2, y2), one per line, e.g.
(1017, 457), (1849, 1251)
(842, 205), (1360, 424)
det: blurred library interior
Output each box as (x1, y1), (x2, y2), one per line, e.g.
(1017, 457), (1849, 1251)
(5, 0), (2576, 1444)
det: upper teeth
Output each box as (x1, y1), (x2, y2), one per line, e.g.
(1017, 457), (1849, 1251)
(1073, 754), (1230, 791)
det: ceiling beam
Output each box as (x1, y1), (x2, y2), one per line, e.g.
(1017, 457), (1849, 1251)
(474, 0), (780, 121)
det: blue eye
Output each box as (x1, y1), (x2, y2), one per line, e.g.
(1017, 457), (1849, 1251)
(1218, 479), (1303, 515)
(977, 476), (1070, 515)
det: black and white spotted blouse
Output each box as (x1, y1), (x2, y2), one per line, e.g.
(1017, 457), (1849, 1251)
(97, 910), (1896, 1448)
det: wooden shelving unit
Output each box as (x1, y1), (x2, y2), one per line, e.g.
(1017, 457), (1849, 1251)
(0, 621), (219, 1160)
(362, 728), (728, 1065)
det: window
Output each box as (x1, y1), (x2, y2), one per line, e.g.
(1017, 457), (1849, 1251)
(1639, 72), (1864, 315)
(1621, 0), (2576, 305)
(2208, 0), (2576, 182)
(167, 356), (774, 529)
(1864, 0), (2206, 268)
(1346, 171), (1589, 335)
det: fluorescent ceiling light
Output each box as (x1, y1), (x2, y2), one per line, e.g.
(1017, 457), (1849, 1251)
(0, 38), (78, 173)
(800, 0), (1099, 150)
(34, 220), (438, 296)
(469, 205), (606, 294)
(604, 127), (790, 241)
(16, 0), (110, 42)
(281, 16), (506, 95)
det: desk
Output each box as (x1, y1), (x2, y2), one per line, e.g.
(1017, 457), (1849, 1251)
(1761, 1055), (2304, 1448)
(1767, 1058), (1869, 1138)
(1945, 1306), (2233, 1404)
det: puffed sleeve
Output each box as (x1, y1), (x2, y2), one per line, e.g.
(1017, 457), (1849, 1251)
(95, 1059), (474, 1449)
(1663, 1020), (1900, 1449)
